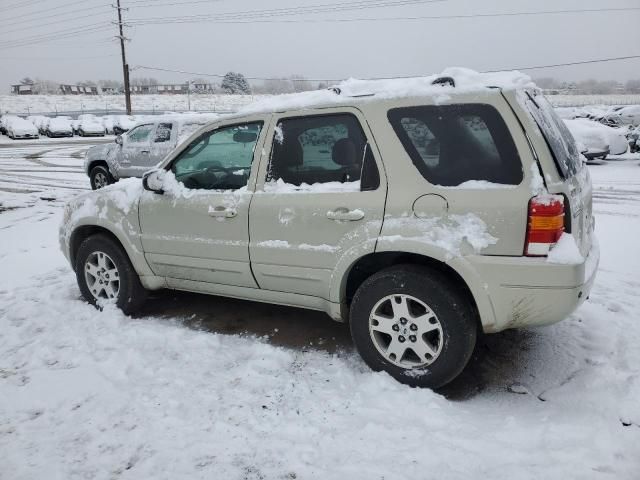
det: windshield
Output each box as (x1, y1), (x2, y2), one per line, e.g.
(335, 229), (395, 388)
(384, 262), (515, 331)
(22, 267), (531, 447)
(523, 90), (582, 178)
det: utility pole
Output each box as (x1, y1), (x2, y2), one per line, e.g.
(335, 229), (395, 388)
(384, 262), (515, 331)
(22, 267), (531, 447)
(114, 0), (132, 115)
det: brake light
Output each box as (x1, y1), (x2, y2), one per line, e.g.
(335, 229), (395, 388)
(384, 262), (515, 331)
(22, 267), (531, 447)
(525, 195), (565, 256)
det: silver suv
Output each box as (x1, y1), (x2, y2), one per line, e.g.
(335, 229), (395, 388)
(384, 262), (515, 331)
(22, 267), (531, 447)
(84, 116), (215, 189)
(61, 72), (599, 388)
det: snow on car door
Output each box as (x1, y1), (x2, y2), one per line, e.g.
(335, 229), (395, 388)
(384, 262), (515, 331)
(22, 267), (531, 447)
(249, 109), (386, 301)
(119, 123), (154, 178)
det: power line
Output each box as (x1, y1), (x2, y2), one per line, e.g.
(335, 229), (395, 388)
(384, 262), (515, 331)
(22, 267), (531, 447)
(0, 11), (113, 36)
(127, 0), (446, 24)
(485, 55), (640, 73)
(0, 4), (111, 29)
(134, 54), (640, 83)
(0, 24), (113, 49)
(128, 6), (640, 26)
(0, 53), (118, 61)
(0, 0), (98, 22)
(0, 0), (47, 12)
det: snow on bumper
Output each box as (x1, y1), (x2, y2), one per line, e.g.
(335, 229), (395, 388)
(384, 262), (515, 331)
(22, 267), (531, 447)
(470, 237), (600, 333)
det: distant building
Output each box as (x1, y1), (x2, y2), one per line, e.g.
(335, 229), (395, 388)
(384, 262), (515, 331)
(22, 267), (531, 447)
(59, 84), (98, 95)
(11, 84), (34, 95)
(155, 84), (188, 94)
(192, 83), (215, 93)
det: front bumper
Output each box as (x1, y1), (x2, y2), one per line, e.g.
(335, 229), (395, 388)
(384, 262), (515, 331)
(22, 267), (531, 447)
(470, 237), (600, 333)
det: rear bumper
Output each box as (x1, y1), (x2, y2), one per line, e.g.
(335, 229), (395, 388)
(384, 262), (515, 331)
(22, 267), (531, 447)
(470, 237), (600, 333)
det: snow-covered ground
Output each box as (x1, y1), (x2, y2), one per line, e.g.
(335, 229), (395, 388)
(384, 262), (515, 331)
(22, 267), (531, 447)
(0, 94), (265, 115)
(0, 141), (639, 479)
(2, 93), (640, 115)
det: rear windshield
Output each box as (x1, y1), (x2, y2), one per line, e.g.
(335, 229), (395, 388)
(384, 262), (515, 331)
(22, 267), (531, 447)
(388, 104), (523, 187)
(522, 91), (582, 178)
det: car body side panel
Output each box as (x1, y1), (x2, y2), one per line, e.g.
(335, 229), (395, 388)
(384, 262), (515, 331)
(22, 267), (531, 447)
(59, 185), (162, 287)
(248, 106), (388, 301)
(355, 92), (538, 257)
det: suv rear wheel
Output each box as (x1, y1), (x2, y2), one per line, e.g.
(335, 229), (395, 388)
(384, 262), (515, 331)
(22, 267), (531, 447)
(350, 265), (477, 389)
(90, 164), (114, 190)
(75, 234), (147, 314)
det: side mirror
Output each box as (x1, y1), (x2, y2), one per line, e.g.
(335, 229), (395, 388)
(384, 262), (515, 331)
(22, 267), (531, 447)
(115, 135), (123, 145)
(142, 169), (165, 194)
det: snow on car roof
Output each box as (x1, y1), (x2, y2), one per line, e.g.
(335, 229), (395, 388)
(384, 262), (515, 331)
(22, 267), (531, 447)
(240, 67), (536, 115)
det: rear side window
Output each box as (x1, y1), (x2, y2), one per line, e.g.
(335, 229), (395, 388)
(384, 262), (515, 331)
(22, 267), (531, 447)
(388, 104), (523, 187)
(267, 113), (379, 191)
(154, 122), (172, 143)
(523, 91), (581, 178)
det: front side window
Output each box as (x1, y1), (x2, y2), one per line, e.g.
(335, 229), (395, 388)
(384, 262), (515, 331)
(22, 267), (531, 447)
(388, 104), (523, 186)
(127, 124), (154, 143)
(154, 122), (173, 143)
(170, 122), (262, 190)
(267, 113), (379, 190)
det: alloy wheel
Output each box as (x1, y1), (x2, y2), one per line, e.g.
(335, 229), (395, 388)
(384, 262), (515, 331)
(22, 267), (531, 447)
(368, 294), (443, 368)
(84, 251), (120, 301)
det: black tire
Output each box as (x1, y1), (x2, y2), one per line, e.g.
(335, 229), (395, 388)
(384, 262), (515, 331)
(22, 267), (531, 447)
(75, 234), (147, 314)
(89, 164), (114, 190)
(349, 264), (477, 389)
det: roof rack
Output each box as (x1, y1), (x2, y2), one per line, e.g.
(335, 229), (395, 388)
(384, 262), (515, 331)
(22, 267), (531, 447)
(431, 76), (455, 87)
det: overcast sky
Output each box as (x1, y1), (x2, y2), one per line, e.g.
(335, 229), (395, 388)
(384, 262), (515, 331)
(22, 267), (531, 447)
(0, 0), (639, 89)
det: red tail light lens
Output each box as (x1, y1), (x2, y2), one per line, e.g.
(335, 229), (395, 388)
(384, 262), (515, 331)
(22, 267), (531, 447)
(525, 195), (565, 256)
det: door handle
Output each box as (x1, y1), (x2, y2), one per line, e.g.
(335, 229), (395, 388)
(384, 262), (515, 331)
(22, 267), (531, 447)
(326, 207), (365, 222)
(208, 205), (237, 218)
(140, 150), (150, 154)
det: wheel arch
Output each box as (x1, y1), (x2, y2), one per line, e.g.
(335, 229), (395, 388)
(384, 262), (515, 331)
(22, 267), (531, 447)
(87, 159), (113, 177)
(338, 250), (497, 331)
(70, 225), (126, 270)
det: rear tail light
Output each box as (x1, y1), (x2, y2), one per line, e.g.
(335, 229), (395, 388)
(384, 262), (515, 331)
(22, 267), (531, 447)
(525, 195), (565, 256)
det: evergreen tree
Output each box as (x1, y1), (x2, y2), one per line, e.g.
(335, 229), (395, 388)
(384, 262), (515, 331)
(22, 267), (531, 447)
(221, 72), (251, 94)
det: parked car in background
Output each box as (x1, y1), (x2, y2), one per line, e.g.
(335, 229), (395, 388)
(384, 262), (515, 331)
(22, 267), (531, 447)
(45, 117), (74, 137)
(564, 118), (628, 160)
(102, 116), (116, 135)
(614, 105), (640, 126)
(0, 115), (12, 135)
(26, 115), (48, 131)
(78, 117), (106, 137)
(5, 116), (39, 139)
(112, 115), (137, 135)
(84, 115), (215, 189)
(63, 74), (599, 388)
(628, 125), (640, 153)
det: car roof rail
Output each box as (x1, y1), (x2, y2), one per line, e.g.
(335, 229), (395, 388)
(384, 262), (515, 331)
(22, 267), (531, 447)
(431, 76), (455, 87)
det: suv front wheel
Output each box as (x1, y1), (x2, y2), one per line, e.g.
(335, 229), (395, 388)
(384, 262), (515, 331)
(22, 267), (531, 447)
(75, 234), (147, 314)
(90, 165), (114, 190)
(350, 265), (477, 389)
